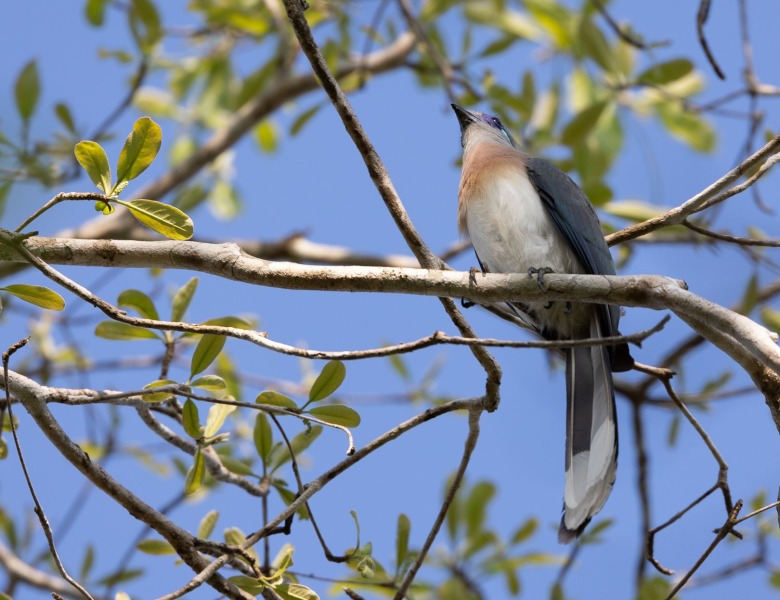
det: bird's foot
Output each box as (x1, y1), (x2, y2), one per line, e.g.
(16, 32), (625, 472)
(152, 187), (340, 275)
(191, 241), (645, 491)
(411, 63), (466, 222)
(528, 266), (554, 290)
(462, 266), (481, 308)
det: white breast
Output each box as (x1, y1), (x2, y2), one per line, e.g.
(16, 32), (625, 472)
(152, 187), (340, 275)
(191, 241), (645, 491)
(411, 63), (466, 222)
(464, 168), (581, 277)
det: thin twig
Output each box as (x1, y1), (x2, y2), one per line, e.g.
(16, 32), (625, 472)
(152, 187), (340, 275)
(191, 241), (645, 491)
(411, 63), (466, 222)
(3, 338), (96, 600)
(663, 500), (743, 600)
(393, 405), (482, 598)
(683, 219), (780, 247)
(696, 0), (726, 79)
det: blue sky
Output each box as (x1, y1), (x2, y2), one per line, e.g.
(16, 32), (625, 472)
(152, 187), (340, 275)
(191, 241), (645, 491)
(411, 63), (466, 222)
(2, 2), (780, 599)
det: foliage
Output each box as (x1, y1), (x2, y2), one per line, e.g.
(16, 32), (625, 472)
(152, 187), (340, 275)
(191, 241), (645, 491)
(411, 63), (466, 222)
(0, 1), (778, 600)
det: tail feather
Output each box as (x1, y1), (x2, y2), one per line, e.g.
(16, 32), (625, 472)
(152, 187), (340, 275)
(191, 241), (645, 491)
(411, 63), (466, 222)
(558, 318), (618, 543)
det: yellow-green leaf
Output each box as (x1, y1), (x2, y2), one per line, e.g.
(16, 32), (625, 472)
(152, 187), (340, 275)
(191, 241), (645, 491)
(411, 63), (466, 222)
(136, 539), (175, 555)
(637, 59), (694, 86)
(2, 284), (64, 311)
(190, 334), (226, 379)
(94, 321), (159, 340)
(655, 103), (716, 153)
(307, 405), (361, 428)
(254, 120), (278, 153)
(117, 288), (159, 320)
(74, 141), (111, 194)
(256, 390), (298, 410)
(119, 199), (194, 240)
(274, 583), (320, 600)
(171, 277), (198, 322)
(198, 509), (219, 539)
(185, 448), (205, 495)
(115, 116), (162, 186)
(203, 402), (236, 438)
(15, 60), (40, 122)
(143, 379), (177, 402)
(191, 375), (226, 391)
(308, 360), (346, 403)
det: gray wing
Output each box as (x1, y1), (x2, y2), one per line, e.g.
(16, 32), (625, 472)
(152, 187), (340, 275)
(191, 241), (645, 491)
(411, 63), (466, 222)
(526, 157), (632, 370)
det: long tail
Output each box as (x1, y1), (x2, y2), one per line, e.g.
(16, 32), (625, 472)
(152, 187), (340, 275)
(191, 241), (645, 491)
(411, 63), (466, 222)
(558, 317), (618, 543)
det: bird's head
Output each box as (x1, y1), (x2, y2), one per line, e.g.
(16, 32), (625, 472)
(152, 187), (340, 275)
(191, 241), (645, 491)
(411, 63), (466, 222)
(451, 103), (517, 150)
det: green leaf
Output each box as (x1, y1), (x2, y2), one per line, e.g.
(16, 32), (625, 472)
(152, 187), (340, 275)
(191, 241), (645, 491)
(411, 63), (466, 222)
(655, 103), (716, 153)
(740, 274), (759, 316)
(79, 545), (95, 581)
(94, 321), (159, 340)
(85, 0), (108, 26)
(197, 316), (253, 330)
(637, 576), (672, 600)
(0, 439), (7, 460)
(254, 413), (273, 461)
(95, 568), (143, 587)
(307, 405), (361, 428)
(511, 517), (538, 544)
(465, 481), (495, 537)
(256, 390), (298, 410)
(667, 414), (680, 447)
(228, 575), (265, 594)
(637, 59), (694, 86)
(218, 453), (254, 476)
(2, 284), (64, 310)
(0, 181), (11, 222)
(395, 514), (410, 572)
(117, 289), (159, 320)
(308, 360), (346, 403)
(15, 60), (40, 122)
(143, 379), (177, 402)
(761, 307), (780, 332)
(55, 102), (77, 134)
(128, 0), (162, 52)
(269, 426), (322, 471)
(171, 277), (198, 322)
(290, 105), (322, 136)
(561, 101), (607, 145)
(190, 375), (226, 391)
(118, 199), (193, 240)
(182, 399), (202, 439)
(198, 510), (219, 539)
(185, 448), (205, 495)
(114, 117), (162, 187)
(203, 402), (236, 438)
(137, 539), (175, 555)
(578, 19), (615, 73)
(190, 334), (226, 379)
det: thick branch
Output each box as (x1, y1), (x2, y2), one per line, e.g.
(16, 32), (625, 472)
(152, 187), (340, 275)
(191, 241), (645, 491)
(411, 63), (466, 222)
(3, 236), (779, 383)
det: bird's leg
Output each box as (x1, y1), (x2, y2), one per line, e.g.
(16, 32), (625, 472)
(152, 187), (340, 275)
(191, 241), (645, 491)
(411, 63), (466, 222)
(462, 266), (481, 309)
(528, 267), (555, 309)
(528, 266), (554, 288)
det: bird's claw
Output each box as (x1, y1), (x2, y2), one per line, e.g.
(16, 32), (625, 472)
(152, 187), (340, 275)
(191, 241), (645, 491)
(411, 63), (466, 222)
(528, 267), (554, 290)
(462, 266), (481, 308)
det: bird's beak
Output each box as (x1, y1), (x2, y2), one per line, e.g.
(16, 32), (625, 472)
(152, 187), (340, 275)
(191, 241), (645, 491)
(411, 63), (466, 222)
(451, 103), (478, 132)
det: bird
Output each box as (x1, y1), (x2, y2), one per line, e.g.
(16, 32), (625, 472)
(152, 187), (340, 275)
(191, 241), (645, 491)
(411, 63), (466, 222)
(451, 103), (634, 542)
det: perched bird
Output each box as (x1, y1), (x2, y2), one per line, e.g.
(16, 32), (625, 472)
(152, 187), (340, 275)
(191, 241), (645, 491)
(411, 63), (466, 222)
(451, 104), (634, 542)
